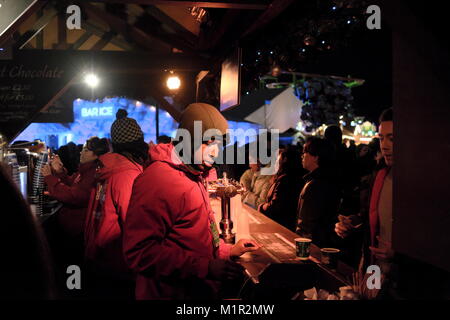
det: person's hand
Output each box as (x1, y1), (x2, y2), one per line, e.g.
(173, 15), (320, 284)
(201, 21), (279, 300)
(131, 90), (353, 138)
(230, 239), (261, 258)
(207, 259), (245, 281)
(335, 222), (351, 238)
(40, 164), (52, 177)
(50, 155), (64, 174)
(335, 215), (361, 239)
(369, 236), (394, 260)
(259, 203), (269, 212)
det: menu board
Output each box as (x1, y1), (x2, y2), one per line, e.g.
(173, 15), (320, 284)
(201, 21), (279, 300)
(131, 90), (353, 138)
(0, 50), (76, 141)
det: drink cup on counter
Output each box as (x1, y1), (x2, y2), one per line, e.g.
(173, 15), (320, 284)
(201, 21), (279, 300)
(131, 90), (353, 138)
(295, 238), (312, 260)
(320, 248), (340, 269)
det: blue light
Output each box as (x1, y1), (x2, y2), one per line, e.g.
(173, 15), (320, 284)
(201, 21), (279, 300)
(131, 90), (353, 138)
(14, 97), (178, 149)
(347, 20), (351, 24)
(226, 121), (262, 147)
(332, 6), (336, 10)
(0, 48), (4, 51)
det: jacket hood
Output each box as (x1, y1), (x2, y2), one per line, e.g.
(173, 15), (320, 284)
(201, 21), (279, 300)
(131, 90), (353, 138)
(149, 143), (202, 177)
(97, 153), (143, 180)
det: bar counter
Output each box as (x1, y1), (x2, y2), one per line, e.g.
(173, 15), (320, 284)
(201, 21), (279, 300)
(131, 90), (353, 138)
(211, 197), (355, 298)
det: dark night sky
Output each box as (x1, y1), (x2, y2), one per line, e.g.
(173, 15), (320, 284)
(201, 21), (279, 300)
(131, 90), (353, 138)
(240, 0), (392, 124)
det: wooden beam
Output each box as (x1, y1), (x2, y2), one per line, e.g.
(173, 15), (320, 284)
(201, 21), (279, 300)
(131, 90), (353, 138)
(36, 9), (44, 49)
(0, 0), (48, 47)
(16, 6), (58, 49)
(90, 31), (116, 50)
(68, 31), (93, 50)
(146, 86), (181, 121)
(55, 12), (67, 49)
(87, 1), (267, 10)
(242, 0), (294, 37)
(143, 5), (197, 45)
(81, 2), (172, 52)
(39, 74), (80, 113)
(82, 21), (135, 51)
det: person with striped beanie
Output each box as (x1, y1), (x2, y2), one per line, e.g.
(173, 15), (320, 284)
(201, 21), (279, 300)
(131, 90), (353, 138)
(84, 109), (148, 299)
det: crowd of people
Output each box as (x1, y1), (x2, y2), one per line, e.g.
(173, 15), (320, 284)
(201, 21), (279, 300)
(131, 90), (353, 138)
(242, 108), (394, 298)
(2, 102), (394, 300)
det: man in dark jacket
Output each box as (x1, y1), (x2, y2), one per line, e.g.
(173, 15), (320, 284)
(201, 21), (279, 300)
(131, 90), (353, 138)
(296, 137), (341, 249)
(335, 108), (394, 299)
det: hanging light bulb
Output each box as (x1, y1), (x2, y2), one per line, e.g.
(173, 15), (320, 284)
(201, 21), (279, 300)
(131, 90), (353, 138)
(167, 75), (181, 90)
(84, 73), (99, 88)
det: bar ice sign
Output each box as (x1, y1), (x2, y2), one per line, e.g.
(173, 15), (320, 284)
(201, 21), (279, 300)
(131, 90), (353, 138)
(81, 107), (114, 118)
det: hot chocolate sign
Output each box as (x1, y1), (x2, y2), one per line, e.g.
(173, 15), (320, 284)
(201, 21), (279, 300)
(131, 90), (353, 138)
(0, 64), (64, 79)
(0, 51), (74, 141)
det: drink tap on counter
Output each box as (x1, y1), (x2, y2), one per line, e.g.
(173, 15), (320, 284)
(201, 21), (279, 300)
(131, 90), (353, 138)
(207, 172), (244, 244)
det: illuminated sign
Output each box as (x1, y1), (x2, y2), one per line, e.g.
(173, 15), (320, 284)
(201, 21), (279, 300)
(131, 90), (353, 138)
(81, 106), (113, 117)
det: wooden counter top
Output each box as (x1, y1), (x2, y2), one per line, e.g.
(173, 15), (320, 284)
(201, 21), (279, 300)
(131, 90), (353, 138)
(210, 197), (354, 290)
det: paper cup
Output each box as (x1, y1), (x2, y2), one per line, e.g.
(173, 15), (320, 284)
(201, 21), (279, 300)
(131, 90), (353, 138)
(295, 238), (312, 260)
(320, 248), (340, 269)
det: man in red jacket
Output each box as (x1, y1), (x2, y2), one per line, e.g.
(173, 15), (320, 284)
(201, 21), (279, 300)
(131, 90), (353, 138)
(124, 103), (260, 300)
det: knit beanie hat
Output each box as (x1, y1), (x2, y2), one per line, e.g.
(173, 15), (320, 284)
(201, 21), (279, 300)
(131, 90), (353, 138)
(178, 103), (228, 138)
(110, 109), (144, 144)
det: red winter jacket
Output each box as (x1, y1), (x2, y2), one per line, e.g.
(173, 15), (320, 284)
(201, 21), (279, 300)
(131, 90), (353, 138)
(44, 161), (97, 237)
(123, 143), (232, 300)
(84, 153), (143, 278)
